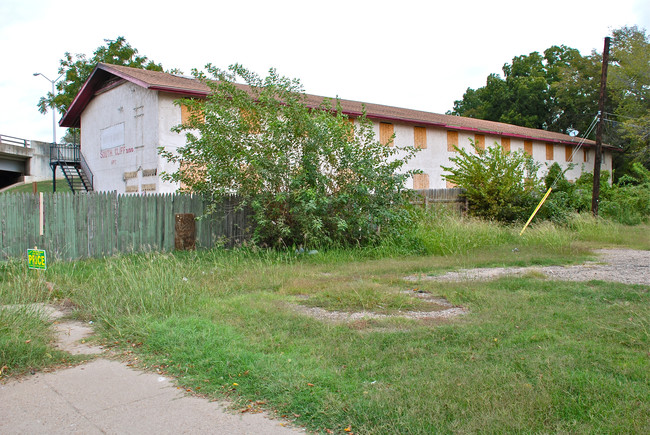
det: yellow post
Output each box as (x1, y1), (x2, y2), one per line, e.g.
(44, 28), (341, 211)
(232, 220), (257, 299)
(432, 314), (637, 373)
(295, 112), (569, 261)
(519, 187), (553, 236)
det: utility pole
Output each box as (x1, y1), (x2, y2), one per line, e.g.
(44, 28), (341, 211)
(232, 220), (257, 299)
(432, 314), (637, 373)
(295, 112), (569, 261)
(592, 36), (610, 216)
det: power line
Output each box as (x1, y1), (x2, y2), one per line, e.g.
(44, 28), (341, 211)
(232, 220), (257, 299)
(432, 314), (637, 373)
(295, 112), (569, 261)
(547, 114), (598, 190)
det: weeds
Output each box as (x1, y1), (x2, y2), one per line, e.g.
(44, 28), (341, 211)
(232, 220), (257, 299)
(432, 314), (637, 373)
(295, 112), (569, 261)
(1, 213), (648, 432)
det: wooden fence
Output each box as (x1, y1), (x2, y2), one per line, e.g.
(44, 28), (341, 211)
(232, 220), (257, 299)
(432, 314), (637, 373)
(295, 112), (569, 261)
(411, 188), (467, 212)
(0, 192), (252, 261)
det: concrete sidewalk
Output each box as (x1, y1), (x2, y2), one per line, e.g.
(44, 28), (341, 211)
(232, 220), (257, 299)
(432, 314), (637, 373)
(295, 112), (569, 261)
(0, 359), (300, 434)
(0, 305), (302, 434)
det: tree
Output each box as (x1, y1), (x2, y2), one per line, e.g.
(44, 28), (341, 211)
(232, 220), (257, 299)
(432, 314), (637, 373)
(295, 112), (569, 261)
(608, 26), (650, 168)
(441, 141), (541, 222)
(450, 26), (650, 176)
(161, 64), (419, 249)
(449, 46), (586, 133)
(37, 36), (163, 117)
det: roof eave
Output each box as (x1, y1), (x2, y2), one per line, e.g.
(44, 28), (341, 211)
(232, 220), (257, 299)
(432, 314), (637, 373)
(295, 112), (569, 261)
(59, 64), (103, 128)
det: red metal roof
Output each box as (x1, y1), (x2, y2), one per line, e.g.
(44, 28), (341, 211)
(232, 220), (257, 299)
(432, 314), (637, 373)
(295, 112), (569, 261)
(60, 63), (610, 149)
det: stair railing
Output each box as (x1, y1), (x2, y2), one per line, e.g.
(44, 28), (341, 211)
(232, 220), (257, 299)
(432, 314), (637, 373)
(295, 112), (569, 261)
(50, 144), (80, 163)
(79, 152), (94, 191)
(50, 144), (94, 193)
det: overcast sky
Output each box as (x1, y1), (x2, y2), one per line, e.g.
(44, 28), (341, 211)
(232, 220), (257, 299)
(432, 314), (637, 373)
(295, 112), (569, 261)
(1, 0), (648, 143)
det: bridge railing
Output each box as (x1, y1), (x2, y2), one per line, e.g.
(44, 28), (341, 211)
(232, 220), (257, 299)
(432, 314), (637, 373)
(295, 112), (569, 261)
(0, 134), (30, 147)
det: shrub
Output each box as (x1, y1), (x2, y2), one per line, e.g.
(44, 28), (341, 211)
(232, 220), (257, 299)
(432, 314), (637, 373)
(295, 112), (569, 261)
(161, 64), (419, 249)
(442, 141), (541, 222)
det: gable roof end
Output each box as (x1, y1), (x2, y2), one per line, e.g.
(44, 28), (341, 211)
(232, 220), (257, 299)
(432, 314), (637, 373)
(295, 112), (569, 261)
(60, 63), (210, 128)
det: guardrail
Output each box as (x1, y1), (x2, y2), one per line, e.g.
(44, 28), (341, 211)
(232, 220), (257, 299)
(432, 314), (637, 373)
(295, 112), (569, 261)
(0, 134), (30, 147)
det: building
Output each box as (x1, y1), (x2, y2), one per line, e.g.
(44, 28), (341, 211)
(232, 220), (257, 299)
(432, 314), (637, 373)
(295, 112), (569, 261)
(60, 63), (616, 194)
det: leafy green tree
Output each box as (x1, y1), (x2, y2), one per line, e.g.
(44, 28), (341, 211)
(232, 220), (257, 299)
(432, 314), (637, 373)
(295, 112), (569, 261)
(161, 64), (419, 249)
(450, 26), (650, 176)
(37, 36), (163, 116)
(442, 141), (541, 222)
(608, 26), (650, 168)
(450, 46), (586, 133)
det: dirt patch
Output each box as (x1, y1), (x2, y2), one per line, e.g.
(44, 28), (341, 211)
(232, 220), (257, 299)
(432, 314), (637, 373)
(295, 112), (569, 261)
(292, 291), (468, 323)
(405, 249), (650, 286)
(1, 302), (105, 356)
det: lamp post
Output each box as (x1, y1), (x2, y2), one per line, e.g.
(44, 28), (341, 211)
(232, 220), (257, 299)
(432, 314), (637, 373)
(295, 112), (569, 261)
(33, 72), (63, 144)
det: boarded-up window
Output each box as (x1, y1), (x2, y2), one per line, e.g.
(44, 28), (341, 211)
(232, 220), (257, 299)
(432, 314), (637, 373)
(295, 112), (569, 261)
(181, 105), (192, 124)
(346, 117), (355, 140)
(380, 122), (394, 147)
(501, 137), (511, 152)
(474, 134), (485, 151)
(240, 108), (261, 133)
(413, 173), (430, 190)
(447, 131), (459, 152)
(524, 140), (533, 156)
(446, 180), (457, 188)
(565, 145), (573, 162)
(179, 161), (206, 192)
(546, 143), (554, 160)
(414, 126), (427, 149)
(181, 104), (204, 125)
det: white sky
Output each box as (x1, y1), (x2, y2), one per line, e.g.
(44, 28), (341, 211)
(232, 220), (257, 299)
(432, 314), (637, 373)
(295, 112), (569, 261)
(1, 0), (648, 143)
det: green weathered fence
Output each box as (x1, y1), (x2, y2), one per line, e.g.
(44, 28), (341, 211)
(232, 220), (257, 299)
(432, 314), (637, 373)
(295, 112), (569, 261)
(0, 192), (252, 260)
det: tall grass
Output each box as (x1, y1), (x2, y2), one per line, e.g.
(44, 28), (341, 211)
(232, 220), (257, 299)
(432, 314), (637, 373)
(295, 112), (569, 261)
(0, 304), (72, 374)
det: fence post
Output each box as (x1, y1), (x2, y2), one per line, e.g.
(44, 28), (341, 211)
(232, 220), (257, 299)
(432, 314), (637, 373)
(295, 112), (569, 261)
(175, 213), (196, 250)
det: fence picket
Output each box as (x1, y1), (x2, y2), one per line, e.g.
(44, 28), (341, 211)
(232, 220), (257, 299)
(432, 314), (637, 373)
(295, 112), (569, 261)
(0, 192), (254, 261)
(1, 189), (463, 261)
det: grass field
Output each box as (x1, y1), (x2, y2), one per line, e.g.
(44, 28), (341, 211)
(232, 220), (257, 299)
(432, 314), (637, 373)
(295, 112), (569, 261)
(1, 213), (649, 433)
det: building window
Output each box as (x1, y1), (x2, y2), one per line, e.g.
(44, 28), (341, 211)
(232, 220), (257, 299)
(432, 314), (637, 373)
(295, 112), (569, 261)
(346, 117), (355, 140)
(380, 122), (394, 147)
(181, 103), (205, 125)
(447, 130), (459, 152)
(565, 145), (573, 162)
(414, 126), (427, 149)
(501, 137), (511, 152)
(584, 149), (589, 162)
(181, 105), (190, 124)
(545, 143), (554, 160)
(524, 140), (533, 157)
(474, 134), (485, 152)
(413, 173), (430, 190)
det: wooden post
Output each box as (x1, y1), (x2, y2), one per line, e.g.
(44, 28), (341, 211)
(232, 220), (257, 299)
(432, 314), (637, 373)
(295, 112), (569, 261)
(39, 192), (44, 236)
(175, 213), (196, 250)
(592, 36), (610, 216)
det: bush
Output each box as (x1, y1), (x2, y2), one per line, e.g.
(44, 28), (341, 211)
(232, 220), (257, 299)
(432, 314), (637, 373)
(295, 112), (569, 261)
(162, 64), (419, 249)
(541, 162), (650, 225)
(442, 141), (541, 222)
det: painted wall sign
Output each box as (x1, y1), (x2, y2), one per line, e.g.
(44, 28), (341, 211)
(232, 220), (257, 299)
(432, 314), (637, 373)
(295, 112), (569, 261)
(100, 122), (125, 150)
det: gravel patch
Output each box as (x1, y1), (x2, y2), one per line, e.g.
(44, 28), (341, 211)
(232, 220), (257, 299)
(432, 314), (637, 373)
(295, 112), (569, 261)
(293, 304), (468, 322)
(405, 249), (650, 286)
(292, 290), (468, 323)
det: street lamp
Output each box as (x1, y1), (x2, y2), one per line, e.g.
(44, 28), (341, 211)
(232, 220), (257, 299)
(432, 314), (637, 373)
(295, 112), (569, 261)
(33, 72), (63, 144)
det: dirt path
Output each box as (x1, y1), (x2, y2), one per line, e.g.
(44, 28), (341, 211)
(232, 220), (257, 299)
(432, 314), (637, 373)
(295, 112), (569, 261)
(406, 249), (650, 286)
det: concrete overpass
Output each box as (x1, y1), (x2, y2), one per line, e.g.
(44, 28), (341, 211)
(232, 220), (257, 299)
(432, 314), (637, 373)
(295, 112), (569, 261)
(0, 134), (53, 189)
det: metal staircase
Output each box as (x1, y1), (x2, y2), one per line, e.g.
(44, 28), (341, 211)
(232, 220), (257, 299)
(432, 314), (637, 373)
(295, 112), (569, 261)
(50, 144), (94, 193)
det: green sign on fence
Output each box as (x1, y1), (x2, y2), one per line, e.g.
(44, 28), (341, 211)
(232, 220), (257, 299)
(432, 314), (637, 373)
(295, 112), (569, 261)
(27, 249), (47, 270)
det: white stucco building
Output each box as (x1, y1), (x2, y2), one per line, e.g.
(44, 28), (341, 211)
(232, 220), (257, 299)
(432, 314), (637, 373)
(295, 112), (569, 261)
(60, 63), (617, 194)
